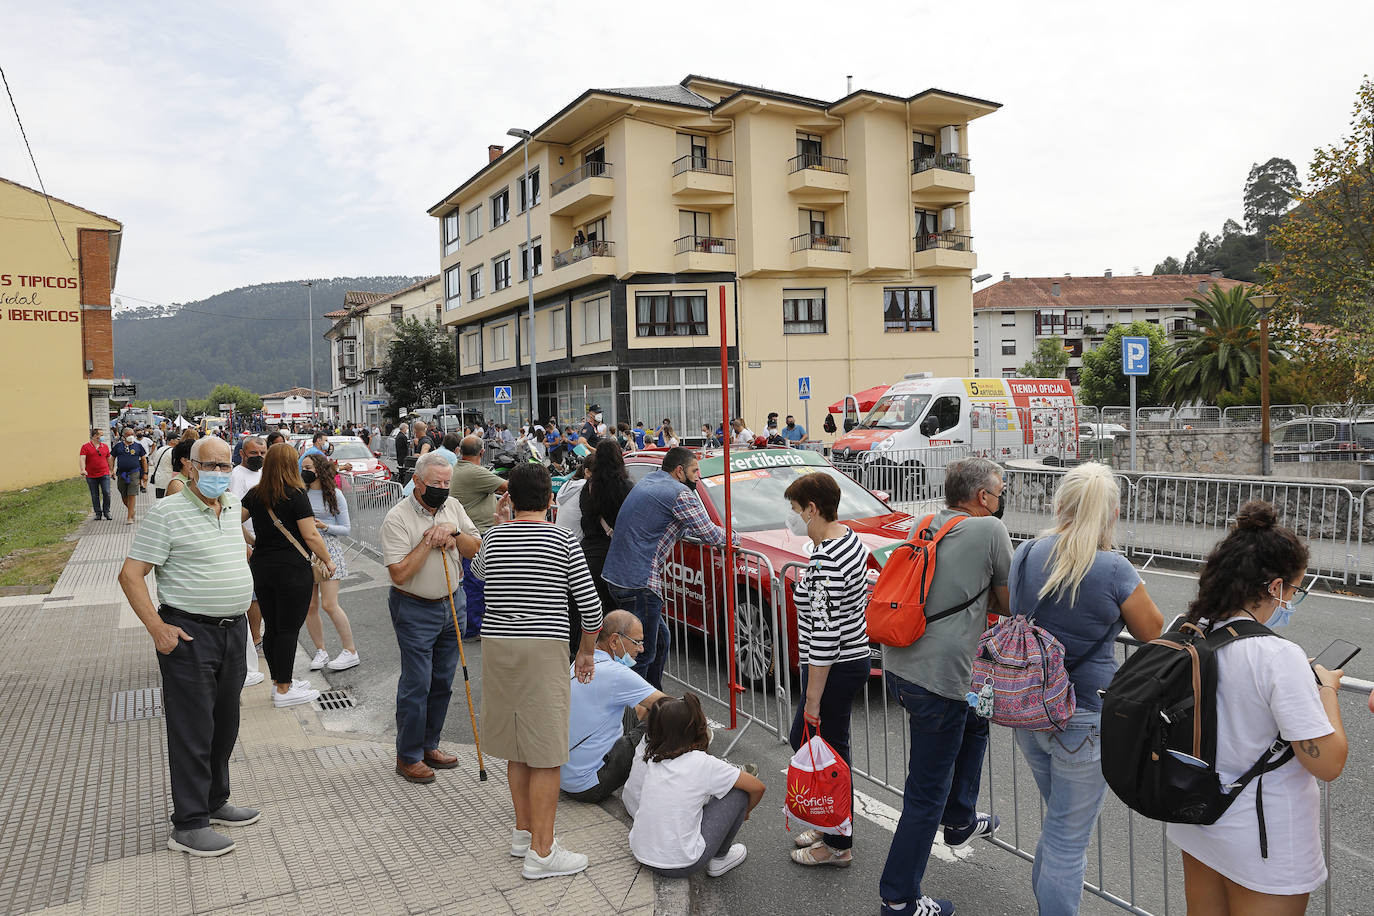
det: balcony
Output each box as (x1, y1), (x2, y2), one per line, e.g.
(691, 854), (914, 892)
(911, 153), (975, 195)
(1034, 312), (1085, 337)
(671, 155), (733, 200)
(786, 153), (849, 200)
(337, 356), (359, 382)
(913, 230), (977, 273)
(550, 161), (614, 218)
(674, 235), (735, 272)
(788, 233), (851, 272)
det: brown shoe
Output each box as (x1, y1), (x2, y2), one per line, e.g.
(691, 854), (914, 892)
(395, 758), (436, 784)
(424, 748), (459, 769)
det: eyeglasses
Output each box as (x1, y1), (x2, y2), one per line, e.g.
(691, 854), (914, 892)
(984, 488), (1005, 501)
(618, 634), (645, 649)
(193, 460), (233, 472)
(1273, 582), (1309, 607)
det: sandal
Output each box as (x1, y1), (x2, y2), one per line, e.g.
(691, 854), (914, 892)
(793, 829), (821, 849)
(790, 840), (852, 867)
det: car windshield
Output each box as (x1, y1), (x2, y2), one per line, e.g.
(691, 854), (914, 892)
(330, 443), (373, 460)
(698, 465), (891, 532)
(860, 393), (931, 430)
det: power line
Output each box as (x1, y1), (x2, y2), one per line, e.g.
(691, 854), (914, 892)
(0, 64), (74, 262)
(114, 291), (320, 322)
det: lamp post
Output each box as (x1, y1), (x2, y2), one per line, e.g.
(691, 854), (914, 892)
(1251, 293), (1279, 476)
(302, 281), (316, 424)
(508, 128), (537, 423)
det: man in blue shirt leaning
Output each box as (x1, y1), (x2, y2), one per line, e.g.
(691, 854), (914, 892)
(781, 415), (807, 445)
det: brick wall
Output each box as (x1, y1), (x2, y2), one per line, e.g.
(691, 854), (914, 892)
(78, 229), (113, 378)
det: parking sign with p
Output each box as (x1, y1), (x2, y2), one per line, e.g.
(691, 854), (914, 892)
(1122, 336), (1150, 376)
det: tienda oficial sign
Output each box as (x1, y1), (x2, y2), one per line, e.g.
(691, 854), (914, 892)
(0, 271), (80, 321)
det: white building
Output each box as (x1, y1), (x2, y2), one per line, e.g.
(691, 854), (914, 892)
(972, 271), (1247, 385)
(261, 387), (331, 425)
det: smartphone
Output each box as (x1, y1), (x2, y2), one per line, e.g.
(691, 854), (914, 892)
(1312, 639), (1360, 672)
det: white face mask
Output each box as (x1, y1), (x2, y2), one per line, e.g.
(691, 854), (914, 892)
(785, 509), (809, 536)
(124, 435), (135, 444)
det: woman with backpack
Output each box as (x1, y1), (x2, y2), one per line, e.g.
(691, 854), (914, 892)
(1008, 462), (1162, 916)
(1167, 501), (1347, 915)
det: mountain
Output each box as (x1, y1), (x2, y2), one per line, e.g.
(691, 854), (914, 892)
(112, 276), (424, 400)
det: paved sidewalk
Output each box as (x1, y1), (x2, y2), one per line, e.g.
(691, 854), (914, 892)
(0, 493), (674, 915)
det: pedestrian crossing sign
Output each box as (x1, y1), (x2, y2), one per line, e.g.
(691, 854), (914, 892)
(798, 377), (811, 401)
(494, 386), (512, 404)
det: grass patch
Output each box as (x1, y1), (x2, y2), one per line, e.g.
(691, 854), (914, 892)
(0, 477), (91, 590)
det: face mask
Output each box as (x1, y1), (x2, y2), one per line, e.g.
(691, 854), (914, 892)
(678, 473), (697, 492)
(98, 436), (108, 445)
(594, 413), (603, 423)
(420, 485), (449, 508)
(1267, 586), (1297, 628)
(786, 422), (795, 429)
(195, 471), (231, 499)
(613, 639), (636, 668)
(785, 510), (809, 536)
(986, 489), (1005, 520)
(124, 435), (135, 444)
(301, 469), (317, 485)
(244, 455), (264, 472)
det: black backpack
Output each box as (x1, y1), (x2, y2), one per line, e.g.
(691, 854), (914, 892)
(1100, 618), (1295, 858)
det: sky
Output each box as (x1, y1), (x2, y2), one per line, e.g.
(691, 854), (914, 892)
(3, 0), (1372, 309)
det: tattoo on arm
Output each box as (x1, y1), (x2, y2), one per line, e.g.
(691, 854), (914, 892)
(1300, 739), (1321, 759)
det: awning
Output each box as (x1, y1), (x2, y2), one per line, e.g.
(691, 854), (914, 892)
(826, 384), (890, 414)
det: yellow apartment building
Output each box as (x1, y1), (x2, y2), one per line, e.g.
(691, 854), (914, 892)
(0, 177), (122, 490)
(427, 75), (998, 438)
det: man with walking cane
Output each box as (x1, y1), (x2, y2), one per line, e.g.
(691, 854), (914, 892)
(380, 452), (482, 784)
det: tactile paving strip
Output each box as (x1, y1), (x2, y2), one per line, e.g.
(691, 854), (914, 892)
(108, 688), (162, 722)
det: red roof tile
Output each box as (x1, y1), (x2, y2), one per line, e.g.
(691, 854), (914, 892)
(974, 275), (1250, 311)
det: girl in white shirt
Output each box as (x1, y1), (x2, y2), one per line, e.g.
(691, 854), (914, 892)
(1167, 500), (1348, 915)
(623, 693), (765, 878)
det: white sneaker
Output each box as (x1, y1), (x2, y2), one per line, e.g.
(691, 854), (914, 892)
(706, 842), (747, 877)
(273, 684), (320, 708)
(326, 649), (360, 671)
(291, 678), (311, 690)
(511, 828), (532, 857)
(309, 649), (329, 671)
(521, 839), (588, 879)
(243, 671), (265, 688)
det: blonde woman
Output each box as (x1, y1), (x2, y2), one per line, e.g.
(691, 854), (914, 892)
(1007, 462), (1163, 916)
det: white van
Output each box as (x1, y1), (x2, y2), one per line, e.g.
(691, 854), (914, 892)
(831, 375), (1079, 498)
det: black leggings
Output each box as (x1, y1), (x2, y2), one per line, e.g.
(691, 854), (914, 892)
(251, 561), (314, 684)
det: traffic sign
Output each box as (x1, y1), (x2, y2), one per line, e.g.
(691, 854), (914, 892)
(798, 376), (811, 401)
(1122, 337), (1150, 376)
(493, 386), (512, 404)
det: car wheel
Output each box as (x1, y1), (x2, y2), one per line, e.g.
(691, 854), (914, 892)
(733, 588), (775, 688)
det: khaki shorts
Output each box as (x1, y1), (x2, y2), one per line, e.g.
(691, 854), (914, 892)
(481, 637), (571, 768)
(116, 476), (142, 498)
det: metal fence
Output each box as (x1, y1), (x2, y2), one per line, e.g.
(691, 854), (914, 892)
(830, 445), (970, 513)
(339, 474), (404, 559)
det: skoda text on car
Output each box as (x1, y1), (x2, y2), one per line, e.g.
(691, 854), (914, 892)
(624, 447), (921, 684)
(831, 374), (1079, 499)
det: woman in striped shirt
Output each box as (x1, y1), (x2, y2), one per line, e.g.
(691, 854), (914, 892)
(473, 462), (603, 880)
(783, 472), (872, 868)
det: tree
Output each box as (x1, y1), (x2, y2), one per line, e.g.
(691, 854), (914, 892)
(1165, 285), (1283, 406)
(1019, 335), (1070, 379)
(1077, 322), (1174, 408)
(378, 317), (456, 414)
(1153, 256), (1183, 275)
(1243, 157), (1300, 235)
(205, 383), (262, 417)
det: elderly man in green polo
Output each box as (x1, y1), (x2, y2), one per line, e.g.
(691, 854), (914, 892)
(117, 435), (260, 858)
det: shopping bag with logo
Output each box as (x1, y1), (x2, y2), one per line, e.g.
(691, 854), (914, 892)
(783, 727), (852, 836)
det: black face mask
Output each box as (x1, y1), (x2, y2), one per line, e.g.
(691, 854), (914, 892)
(786, 422), (795, 429)
(678, 472), (697, 492)
(244, 455), (264, 472)
(420, 485), (449, 508)
(988, 492), (1005, 520)
(301, 469), (317, 485)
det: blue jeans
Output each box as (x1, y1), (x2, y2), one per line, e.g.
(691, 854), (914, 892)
(86, 475), (110, 516)
(461, 556), (485, 636)
(1014, 709), (1107, 916)
(388, 587), (463, 764)
(879, 673), (989, 905)
(608, 584), (669, 690)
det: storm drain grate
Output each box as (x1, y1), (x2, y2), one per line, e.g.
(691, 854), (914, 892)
(316, 689), (356, 711)
(109, 688), (163, 723)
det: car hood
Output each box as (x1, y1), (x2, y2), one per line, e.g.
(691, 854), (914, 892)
(832, 428), (899, 452)
(741, 514), (912, 568)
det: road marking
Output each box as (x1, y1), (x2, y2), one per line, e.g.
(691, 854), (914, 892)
(1140, 568), (1374, 604)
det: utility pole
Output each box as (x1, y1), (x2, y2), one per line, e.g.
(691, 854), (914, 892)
(303, 281), (316, 424)
(508, 128), (537, 422)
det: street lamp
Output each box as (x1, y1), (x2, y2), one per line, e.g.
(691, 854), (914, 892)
(508, 127), (537, 424)
(1251, 292), (1280, 476)
(302, 281), (316, 424)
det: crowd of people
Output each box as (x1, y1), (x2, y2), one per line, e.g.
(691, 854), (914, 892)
(107, 408), (1352, 915)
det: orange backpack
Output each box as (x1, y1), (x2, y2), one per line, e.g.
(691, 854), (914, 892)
(866, 513), (988, 647)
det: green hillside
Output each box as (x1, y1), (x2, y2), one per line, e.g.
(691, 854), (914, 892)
(111, 276), (423, 400)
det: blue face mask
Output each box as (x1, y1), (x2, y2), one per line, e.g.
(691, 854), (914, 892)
(195, 471), (231, 499)
(1266, 584), (1298, 628)
(613, 639), (636, 668)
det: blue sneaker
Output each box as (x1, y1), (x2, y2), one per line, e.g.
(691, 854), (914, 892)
(943, 812), (999, 849)
(881, 897), (955, 916)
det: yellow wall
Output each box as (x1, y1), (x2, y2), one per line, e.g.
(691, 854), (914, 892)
(0, 182), (114, 490)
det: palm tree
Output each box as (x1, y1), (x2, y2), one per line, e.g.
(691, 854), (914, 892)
(1166, 285), (1284, 406)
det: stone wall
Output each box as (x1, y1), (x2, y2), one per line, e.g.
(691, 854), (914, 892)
(1112, 428), (1261, 475)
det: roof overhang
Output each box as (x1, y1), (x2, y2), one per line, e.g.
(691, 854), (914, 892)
(907, 89), (1001, 124)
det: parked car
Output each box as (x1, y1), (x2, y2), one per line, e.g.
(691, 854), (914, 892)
(1077, 422), (1129, 441)
(1273, 419), (1374, 462)
(290, 435), (393, 483)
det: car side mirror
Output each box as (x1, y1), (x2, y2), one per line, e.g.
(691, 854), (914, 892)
(843, 418), (858, 432)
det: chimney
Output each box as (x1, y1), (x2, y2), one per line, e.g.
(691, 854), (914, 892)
(847, 74), (853, 94)
(1104, 269), (1113, 278)
(1002, 271), (1011, 282)
(488, 144), (504, 162)
(1197, 281), (1208, 294)
(1209, 269), (1222, 280)
(1051, 282), (1061, 297)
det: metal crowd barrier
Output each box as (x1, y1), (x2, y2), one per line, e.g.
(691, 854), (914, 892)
(831, 445), (969, 514)
(338, 473), (405, 559)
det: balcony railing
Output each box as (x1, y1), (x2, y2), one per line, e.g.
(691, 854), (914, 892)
(672, 154), (733, 177)
(791, 233), (850, 253)
(675, 235), (736, 255)
(1034, 313), (1085, 336)
(912, 153), (972, 174)
(914, 230), (973, 252)
(553, 240), (614, 269)
(550, 161), (612, 196)
(787, 153), (848, 174)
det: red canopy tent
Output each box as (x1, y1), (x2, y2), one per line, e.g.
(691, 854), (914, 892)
(826, 384), (890, 414)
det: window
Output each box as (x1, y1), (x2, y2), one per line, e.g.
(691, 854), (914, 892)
(1001, 368), (1018, 378)
(630, 366), (736, 442)
(490, 324), (510, 361)
(584, 145), (606, 174)
(796, 132), (822, 165)
(883, 287), (936, 332)
(519, 238), (542, 280)
(1001, 311), (1016, 327)
(925, 395), (961, 435)
(435, 304), (442, 323)
(635, 291), (708, 337)
(462, 332), (480, 368)
(676, 133), (709, 168)
(782, 289), (826, 334)
(678, 210), (711, 239)
(800, 209), (826, 237)
(444, 265), (462, 309)
(493, 253), (511, 291)
(1001, 339), (1016, 355)
(491, 188), (509, 227)
(468, 266), (482, 300)
(518, 168), (540, 211)
(914, 208), (939, 241)
(584, 216), (606, 243)
(520, 314), (530, 358)
(443, 212), (460, 254)
(1118, 309), (1132, 322)
(390, 305), (403, 321)
(465, 206), (482, 241)
(913, 131), (936, 161)
(581, 295), (611, 344)
(550, 307), (565, 350)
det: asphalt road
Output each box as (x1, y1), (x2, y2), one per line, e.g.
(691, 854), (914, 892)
(299, 551), (1374, 916)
